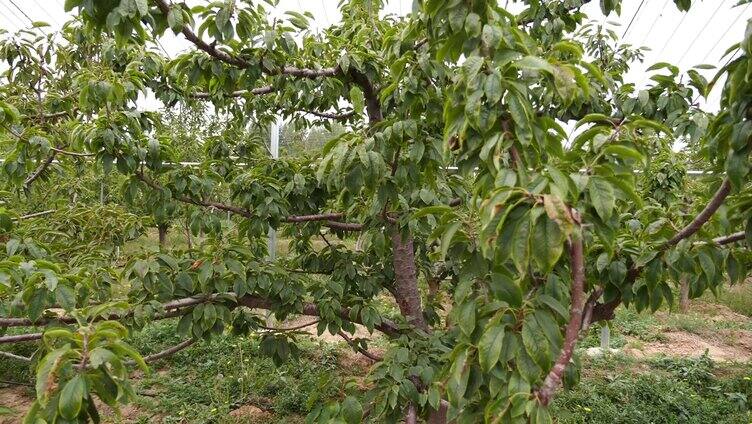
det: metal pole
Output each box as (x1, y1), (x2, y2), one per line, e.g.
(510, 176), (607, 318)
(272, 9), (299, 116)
(267, 118), (280, 261)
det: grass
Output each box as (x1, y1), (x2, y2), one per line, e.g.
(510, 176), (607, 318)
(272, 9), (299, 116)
(553, 354), (752, 423)
(701, 283), (752, 317)
(121, 320), (364, 423)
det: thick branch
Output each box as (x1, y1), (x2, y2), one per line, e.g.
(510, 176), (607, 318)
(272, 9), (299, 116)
(1, 293), (401, 345)
(338, 331), (383, 362)
(536, 235), (585, 406)
(711, 231), (746, 246)
(258, 319), (319, 332)
(591, 178), (735, 325)
(665, 178), (731, 248)
(348, 68), (382, 123)
(137, 171), (364, 231)
(189, 86), (274, 99)
(153, 0), (337, 78)
(405, 404), (418, 424)
(142, 339), (195, 363)
(390, 229), (428, 331)
(0, 350), (31, 362)
(0, 294), (211, 328)
(24, 150), (57, 188)
(0, 333), (43, 343)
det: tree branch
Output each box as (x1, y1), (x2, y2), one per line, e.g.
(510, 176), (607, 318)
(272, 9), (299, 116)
(337, 331), (383, 362)
(665, 178), (731, 248)
(153, 0), (337, 78)
(389, 229), (428, 331)
(24, 150), (57, 188)
(708, 231), (746, 246)
(0, 350), (31, 362)
(189, 86), (274, 99)
(590, 178), (735, 325)
(536, 235), (585, 406)
(136, 171), (363, 231)
(50, 147), (95, 157)
(0, 333), (43, 343)
(141, 339), (195, 363)
(405, 404), (418, 424)
(258, 319), (320, 332)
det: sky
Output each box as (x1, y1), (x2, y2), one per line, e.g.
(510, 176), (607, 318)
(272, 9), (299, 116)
(0, 0), (749, 112)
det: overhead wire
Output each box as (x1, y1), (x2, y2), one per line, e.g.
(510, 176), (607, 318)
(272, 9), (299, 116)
(656, 6), (691, 58)
(640, 0), (670, 46)
(622, 0), (646, 38)
(701, 2), (751, 63)
(0, 9), (17, 30)
(7, 0), (48, 35)
(8, 0), (37, 24)
(29, 0), (62, 26)
(320, 0), (330, 27)
(0, 1), (26, 29)
(676, 0), (726, 66)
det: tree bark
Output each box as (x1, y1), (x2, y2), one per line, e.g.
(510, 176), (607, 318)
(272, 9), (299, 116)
(427, 402), (449, 424)
(390, 229), (428, 331)
(679, 277), (690, 313)
(184, 217), (193, 250)
(158, 223), (169, 250)
(536, 236), (585, 405)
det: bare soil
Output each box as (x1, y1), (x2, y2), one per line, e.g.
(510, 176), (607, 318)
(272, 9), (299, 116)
(624, 300), (752, 362)
(626, 330), (752, 362)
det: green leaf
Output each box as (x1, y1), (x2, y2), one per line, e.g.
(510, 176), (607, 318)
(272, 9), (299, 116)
(489, 272), (522, 307)
(532, 215), (564, 272)
(341, 396), (363, 424)
(603, 145), (644, 163)
(698, 251), (715, 282)
(28, 289), (47, 322)
(64, 0), (83, 12)
(134, 0), (148, 16)
(464, 12), (481, 37)
(510, 211), (531, 273)
(588, 177), (615, 221)
(575, 113), (614, 129)
(55, 285), (76, 311)
(507, 90), (533, 145)
(349, 86), (364, 115)
(457, 300), (476, 336)
(513, 56), (555, 75)
(441, 221), (462, 259)
(538, 295), (569, 320)
(36, 346), (73, 403)
(58, 375), (85, 419)
(484, 71), (503, 103)
(478, 322), (505, 372)
(167, 7), (184, 33)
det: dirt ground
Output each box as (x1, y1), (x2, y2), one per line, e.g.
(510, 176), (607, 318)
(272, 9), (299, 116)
(624, 301), (752, 362)
(0, 386), (144, 424)
(626, 330), (752, 362)
(3, 300), (752, 422)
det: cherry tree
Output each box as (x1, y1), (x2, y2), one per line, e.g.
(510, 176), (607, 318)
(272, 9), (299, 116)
(0, 0), (751, 422)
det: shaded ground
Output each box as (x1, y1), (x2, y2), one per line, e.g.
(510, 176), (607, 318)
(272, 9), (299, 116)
(4, 285), (752, 422)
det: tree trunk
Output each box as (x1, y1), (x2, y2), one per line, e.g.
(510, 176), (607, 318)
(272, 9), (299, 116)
(427, 402), (449, 424)
(679, 277), (690, 313)
(184, 218), (193, 251)
(390, 229), (428, 331)
(158, 223), (169, 250)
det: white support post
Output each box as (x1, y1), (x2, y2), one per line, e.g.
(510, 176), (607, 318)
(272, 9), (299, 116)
(600, 324), (610, 350)
(267, 118), (280, 261)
